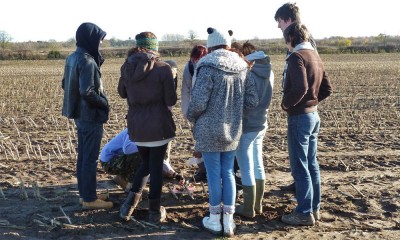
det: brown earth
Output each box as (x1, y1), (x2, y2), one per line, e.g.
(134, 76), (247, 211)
(0, 54), (399, 239)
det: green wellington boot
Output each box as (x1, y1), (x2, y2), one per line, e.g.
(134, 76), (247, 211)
(235, 185), (256, 218)
(255, 179), (266, 214)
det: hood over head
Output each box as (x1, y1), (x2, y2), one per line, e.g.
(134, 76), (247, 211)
(76, 22), (107, 67)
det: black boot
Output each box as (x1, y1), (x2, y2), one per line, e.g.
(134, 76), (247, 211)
(279, 182), (296, 192)
(119, 191), (141, 221)
(148, 198), (166, 224)
(193, 161), (207, 182)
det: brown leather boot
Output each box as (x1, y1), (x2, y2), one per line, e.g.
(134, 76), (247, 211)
(79, 193), (108, 205)
(82, 199), (113, 210)
(119, 191), (142, 221)
(148, 198), (166, 224)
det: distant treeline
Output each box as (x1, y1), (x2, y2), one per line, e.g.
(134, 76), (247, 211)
(0, 35), (399, 60)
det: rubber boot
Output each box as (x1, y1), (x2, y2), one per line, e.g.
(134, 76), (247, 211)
(235, 185), (256, 218)
(223, 213), (236, 237)
(148, 198), (167, 224)
(202, 213), (222, 235)
(119, 191), (142, 221)
(255, 179), (266, 214)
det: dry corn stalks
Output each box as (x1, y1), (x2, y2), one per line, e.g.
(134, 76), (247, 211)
(0, 219), (26, 230)
(18, 176), (28, 200)
(31, 181), (48, 201)
(35, 213), (79, 231)
(0, 187), (6, 200)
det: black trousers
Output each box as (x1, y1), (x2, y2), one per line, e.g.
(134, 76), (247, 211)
(130, 144), (168, 200)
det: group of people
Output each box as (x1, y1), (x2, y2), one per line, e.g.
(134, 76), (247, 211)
(61, 2), (332, 237)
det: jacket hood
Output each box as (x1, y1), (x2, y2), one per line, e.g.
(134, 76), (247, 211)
(245, 51), (266, 61)
(126, 51), (160, 82)
(245, 51), (271, 79)
(196, 49), (247, 73)
(76, 22), (106, 67)
(285, 42), (314, 60)
(250, 57), (272, 80)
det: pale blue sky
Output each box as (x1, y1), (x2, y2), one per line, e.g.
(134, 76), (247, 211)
(2, 0), (398, 42)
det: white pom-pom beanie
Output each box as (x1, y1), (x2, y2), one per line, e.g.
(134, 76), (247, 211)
(206, 27), (233, 48)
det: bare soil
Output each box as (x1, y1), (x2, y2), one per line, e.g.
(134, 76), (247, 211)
(0, 55), (399, 239)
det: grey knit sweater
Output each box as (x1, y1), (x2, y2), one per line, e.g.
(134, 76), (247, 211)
(187, 49), (259, 152)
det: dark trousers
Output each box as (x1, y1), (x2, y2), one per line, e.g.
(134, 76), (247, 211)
(130, 144), (168, 200)
(75, 120), (103, 202)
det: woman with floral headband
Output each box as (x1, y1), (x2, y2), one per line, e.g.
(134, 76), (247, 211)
(118, 31), (177, 225)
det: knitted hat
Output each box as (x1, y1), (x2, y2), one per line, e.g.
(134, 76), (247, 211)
(206, 27), (233, 48)
(135, 32), (159, 51)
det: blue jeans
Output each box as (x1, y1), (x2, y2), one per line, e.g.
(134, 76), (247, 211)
(287, 112), (321, 215)
(202, 151), (236, 214)
(236, 129), (266, 186)
(75, 120), (103, 202)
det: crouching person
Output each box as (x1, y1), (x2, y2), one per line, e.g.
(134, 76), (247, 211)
(100, 128), (144, 192)
(100, 128), (182, 193)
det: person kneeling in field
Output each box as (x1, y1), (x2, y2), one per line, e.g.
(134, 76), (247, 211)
(100, 128), (183, 193)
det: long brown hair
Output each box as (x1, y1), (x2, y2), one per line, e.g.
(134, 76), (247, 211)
(241, 41), (256, 56)
(230, 42), (254, 68)
(284, 23), (310, 48)
(190, 45), (208, 63)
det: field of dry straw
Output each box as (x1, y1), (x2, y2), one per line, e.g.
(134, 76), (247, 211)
(0, 53), (399, 239)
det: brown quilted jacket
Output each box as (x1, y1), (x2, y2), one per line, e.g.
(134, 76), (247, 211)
(118, 51), (177, 142)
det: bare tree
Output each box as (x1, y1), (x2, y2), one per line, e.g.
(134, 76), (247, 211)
(48, 39), (61, 50)
(377, 33), (387, 46)
(162, 33), (185, 42)
(62, 37), (76, 49)
(187, 30), (198, 41)
(0, 31), (12, 50)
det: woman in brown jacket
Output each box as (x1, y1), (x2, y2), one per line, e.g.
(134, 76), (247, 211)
(118, 31), (177, 224)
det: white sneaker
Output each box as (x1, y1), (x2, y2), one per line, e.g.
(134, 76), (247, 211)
(223, 213), (236, 237)
(202, 214), (222, 235)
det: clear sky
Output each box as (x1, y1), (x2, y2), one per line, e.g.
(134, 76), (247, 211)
(1, 0), (398, 42)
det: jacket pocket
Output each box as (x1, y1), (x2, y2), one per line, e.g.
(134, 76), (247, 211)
(96, 107), (109, 123)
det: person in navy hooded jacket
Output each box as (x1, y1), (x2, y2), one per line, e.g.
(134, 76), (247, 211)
(62, 22), (112, 210)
